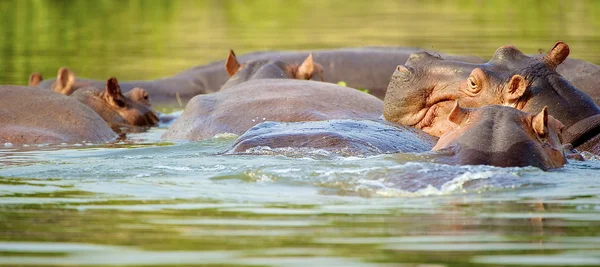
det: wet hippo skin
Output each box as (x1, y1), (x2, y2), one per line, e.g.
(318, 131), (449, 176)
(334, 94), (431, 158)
(0, 86), (117, 144)
(161, 79), (384, 141)
(226, 119), (437, 157)
(34, 47), (485, 107)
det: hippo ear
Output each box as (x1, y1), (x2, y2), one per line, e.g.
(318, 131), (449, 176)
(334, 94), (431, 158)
(504, 74), (527, 103)
(105, 77), (126, 107)
(448, 101), (470, 125)
(544, 42), (570, 70)
(296, 53), (315, 79)
(225, 49), (241, 77)
(532, 106), (549, 138)
(28, 72), (43, 86)
(54, 67), (76, 95)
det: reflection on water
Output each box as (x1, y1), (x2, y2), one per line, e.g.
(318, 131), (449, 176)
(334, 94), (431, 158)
(2, 0), (600, 266)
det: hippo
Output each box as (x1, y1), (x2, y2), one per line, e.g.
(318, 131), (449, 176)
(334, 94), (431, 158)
(222, 50), (323, 89)
(34, 47), (485, 107)
(30, 68), (159, 129)
(432, 103), (568, 170)
(0, 86), (117, 144)
(226, 119), (437, 157)
(225, 104), (570, 170)
(161, 79), (384, 141)
(540, 56), (600, 106)
(384, 42), (600, 154)
(69, 77), (159, 129)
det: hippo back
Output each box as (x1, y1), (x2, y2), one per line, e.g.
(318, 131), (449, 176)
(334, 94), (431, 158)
(0, 86), (116, 144)
(162, 79), (384, 141)
(226, 119), (436, 157)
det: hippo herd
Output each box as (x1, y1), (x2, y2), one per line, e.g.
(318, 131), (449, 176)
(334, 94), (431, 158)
(4, 41), (600, 171)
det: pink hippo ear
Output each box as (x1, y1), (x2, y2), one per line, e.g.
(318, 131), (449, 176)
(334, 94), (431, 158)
(448, 101), (470, 125)
(105, 77), (126, 107)
(225, 49), (241, 77)
(28, 72), (43, 86)
(54, 67), (76, 95)
(504, 74), (527, 103)
(532, 106), (549, 139)
(296, 52), (315, 79)
(544, 42), (570, 70)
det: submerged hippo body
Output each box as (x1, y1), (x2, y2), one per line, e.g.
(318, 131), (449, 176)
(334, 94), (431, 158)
(0, 86), (117, 144)
(226, 119), (437, 157)
(161, 79), (384, 141)
(384, 42), (600, 154)
(432, 104), (568, 171)
(225, 104), (568, 170)
(35, 47), (485, 107)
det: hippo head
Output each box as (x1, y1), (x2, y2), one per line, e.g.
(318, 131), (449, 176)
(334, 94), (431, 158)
(223, 50), (324, 86)
(100, 78), (158, 127)
(124, 87), (151, 107)
(433, 103), (568, 170)
(28, 72), (43, 86)
(384, 42), (600, 144)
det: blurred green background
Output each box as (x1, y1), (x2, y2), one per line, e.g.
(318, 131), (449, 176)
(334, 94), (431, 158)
(1, 0), (599, 84)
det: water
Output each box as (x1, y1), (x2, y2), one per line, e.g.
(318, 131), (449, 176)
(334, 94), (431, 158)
(2, 0), (600, 266)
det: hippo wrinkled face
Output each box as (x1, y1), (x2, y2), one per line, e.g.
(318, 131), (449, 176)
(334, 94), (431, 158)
(102, 78), (158, 127)
(384, 42), (594, 139)
(433, 104), (568, 170)
(383, 51), (482, 136)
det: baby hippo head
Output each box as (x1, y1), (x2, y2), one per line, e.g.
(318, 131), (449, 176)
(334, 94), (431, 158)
(433, 102), (569, 170)
(101, 78), (158, 127)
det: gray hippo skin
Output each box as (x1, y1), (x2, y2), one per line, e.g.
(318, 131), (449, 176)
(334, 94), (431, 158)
(161, 79), (384, 141)
(34, 47), (485, 107)
(226, 119), (437, 157)
(0, 86), (117, 144)
(432, 104), (568, 171)
(384, 42), (600, 155)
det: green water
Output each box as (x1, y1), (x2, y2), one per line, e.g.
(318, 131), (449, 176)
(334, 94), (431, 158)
(2, 1), (600, 266)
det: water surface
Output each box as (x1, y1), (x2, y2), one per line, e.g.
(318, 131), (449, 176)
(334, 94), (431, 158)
(1, 1), (600, 266)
